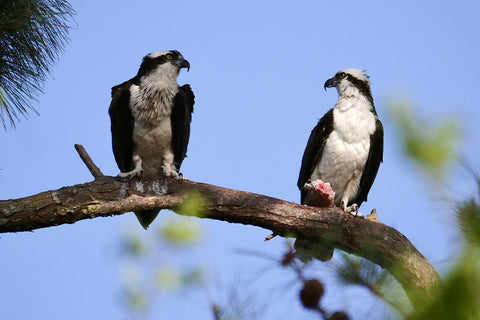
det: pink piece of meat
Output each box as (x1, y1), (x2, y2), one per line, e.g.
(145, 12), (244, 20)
(303, 179), (335, 207)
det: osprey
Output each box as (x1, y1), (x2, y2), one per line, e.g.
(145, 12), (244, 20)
(109, 50), (194, 229)
(297, 68), (383, 213)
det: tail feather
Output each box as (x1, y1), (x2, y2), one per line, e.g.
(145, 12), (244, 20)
(134, 210), (160, 230)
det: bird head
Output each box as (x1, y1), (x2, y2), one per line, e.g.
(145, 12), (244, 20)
(137, 50), (190, 81)
(324, 68), (370, 97)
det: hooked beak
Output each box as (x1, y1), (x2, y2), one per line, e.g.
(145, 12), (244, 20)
(323, 77), (337, 91)
(176, 59), (190, 72)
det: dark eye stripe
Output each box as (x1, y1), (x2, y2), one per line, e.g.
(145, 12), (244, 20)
(346, 74), (374, 106)
(165, 51), (180, 60)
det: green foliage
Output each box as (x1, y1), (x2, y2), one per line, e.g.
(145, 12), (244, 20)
(175, 190), (209, 218)
(333, 254), (409, 315)
(119, 215), (205, 314)
(115, 97), (477, 319)
(161, 217), (203, 245)
(118, 193), (208, 315)
(122, 267), (148, 312)
(411, 254), (480, 320)
(155, 267), (203, 290)
(408, 178), (480, 319)
(388, 101), (460, 181)
(457, 185), (480, 246)
(389, 99), (480, 318)
(327, 186), (480, 319)
(0, 0), (75, 127)
(210, 280), (263, 320)
(121, 232), (150, 256)
(331, 173), (480, 319)
(334, 254), (390, 293)
(160, 192), (205, 245)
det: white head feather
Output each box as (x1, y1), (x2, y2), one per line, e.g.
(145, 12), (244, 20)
(147, 51), (173, 59)
(331, 68), (370, 99)
(339, 68), (369, 85)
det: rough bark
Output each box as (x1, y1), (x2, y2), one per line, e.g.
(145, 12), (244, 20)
(0, 144), (440, 310)
(0, 175), (440, 310)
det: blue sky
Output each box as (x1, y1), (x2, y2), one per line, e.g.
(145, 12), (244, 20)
(1, 1), (480, 319)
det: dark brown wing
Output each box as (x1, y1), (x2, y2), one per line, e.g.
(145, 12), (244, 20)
(353, 118), (384, 206)
(171, 84), (195, 172)
(297, 109), (334, 204)
(108, 81), (135, 173)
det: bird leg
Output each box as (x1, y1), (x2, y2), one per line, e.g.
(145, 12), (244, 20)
(340, 201), (364, 218)
(118, 155), (143, 179)
(161, 154), (181, 179)
(162, 164), (180, 179)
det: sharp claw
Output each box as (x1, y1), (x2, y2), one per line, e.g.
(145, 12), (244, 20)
(117, 168), (143, 180)
(354, 211), (365, 218)
(339, 202), (364, 217)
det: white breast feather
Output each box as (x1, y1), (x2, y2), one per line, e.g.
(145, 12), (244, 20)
(312, 95), (376, 205)
(129, 68), (179, 177)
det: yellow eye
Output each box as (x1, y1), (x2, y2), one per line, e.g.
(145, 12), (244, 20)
(338, 72), (346, 79)
(166, 54), (173, 60)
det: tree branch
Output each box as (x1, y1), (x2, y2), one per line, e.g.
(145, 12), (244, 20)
(0, 175), (440, 307)
(74, 144), (104, 178)
(0, 145), (441, 311)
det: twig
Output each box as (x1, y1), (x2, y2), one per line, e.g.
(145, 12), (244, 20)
(0, 145), (442, 310)
(0, 175), (441, 309)
(74, 144), (104, 178)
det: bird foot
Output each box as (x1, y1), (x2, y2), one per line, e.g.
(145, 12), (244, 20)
(341, 202), (364, 218)
(176, 172), (187, 180)
(117, 168), (143, 180)
(118, 155), (143, 180)
(162, 165), (180, 179)
(351, 211), (364, 218)
(343, 203), (358, 213)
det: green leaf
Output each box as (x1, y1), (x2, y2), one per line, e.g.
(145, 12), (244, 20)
(0, 0), (75, 128)
(457, 197), (480, 247)
(388, 101), (461, 182)
(175, 190), (209, 217)
(160, 217), (202, 245)
(155, 268), (183, 290)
